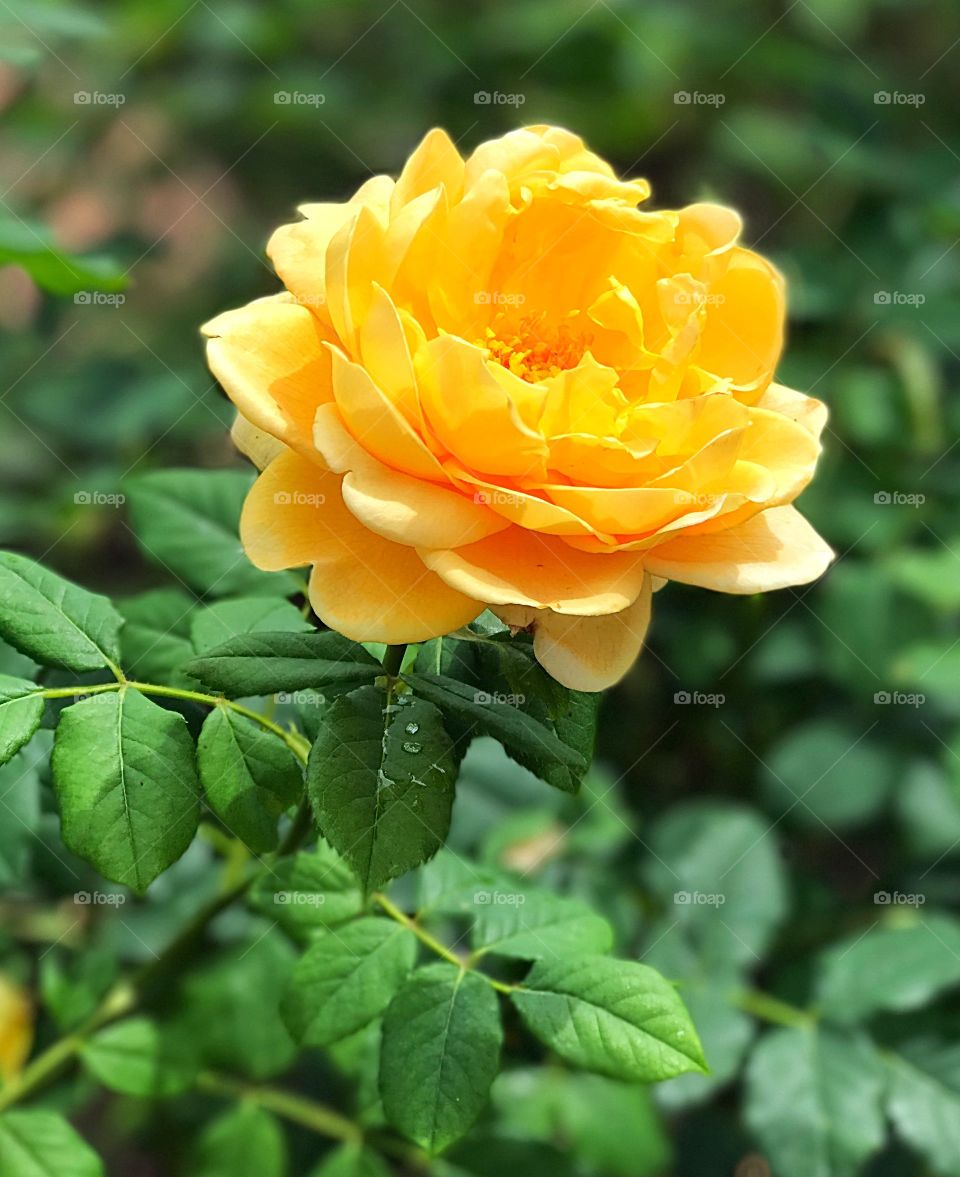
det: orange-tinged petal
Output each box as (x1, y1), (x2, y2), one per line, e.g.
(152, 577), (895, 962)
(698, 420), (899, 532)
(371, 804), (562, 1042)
(239, 449), (480, 641)
(420, 527), (647, 615)
(203, 294), (334, 455)
(643, 505), (833, 593)
(313, 403), (508, 549)
(416, 335), (549, 478)
(327, 345), (447, 481)
(524, 575), (653, 691)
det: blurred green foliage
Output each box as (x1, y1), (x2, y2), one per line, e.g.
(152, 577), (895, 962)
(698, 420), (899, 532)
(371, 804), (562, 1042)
(1, 0), (960, 1174)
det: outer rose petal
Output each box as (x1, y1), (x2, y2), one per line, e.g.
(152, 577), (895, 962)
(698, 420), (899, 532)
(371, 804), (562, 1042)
(643, 505), (833, 593)
(529, 575), (654, 692)
(202, 295), (334, 455)
(420, 527), (648, 615)
(313, 403), (508, 549)
(231, 412), (283, 470)
(240, 449), (481, 642)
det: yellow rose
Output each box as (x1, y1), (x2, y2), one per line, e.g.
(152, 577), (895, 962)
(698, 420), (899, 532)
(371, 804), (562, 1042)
(0, 973), (32, 1084)
(203, 125), (832, 691)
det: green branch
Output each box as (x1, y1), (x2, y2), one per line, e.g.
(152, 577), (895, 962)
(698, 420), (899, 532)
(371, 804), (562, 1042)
(372, 892), (518, 995)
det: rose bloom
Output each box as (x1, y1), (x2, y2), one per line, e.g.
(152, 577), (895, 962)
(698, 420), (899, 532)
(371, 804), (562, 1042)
(204, 125), (831, 691)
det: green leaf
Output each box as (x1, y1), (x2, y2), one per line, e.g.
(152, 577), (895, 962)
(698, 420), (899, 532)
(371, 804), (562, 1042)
(762, 720), (896, 830)
(655, 982), (754, 1110)
(124, 469), (293, 597)
(0, 1110), (104, 1177)
(180, 932), (296, 1081)
(380, 963), (503, 1154)
(51, 689), (201, 892)
(307, 686), (456, 891)
(188, 1104), (286, 1177)
(308, 1143), (391, 1177)
(282, 917), (417, 1046)
(82, 1016), (197, 1096)
(187, 632), (380, 698)
(190, 597), (311, 653)
(744, 1026), (886, 1177)
(471, 889), (613, 961)
(116, 588), (196, 685)
(887, 1038), (960, 1177)
(0, 742), (42, 885)
(815, 912), (960, 1023)
(643, 801), (788, 970)
(405, 672), (587, 787)
(0, 217), (124, 296)
(249, 842), (364, 935)
(510, 956), (706, 1082)
(492, 1069), (670, 1177)
(0, 675), (42, 766)
(197, 708), (302, 852)
(0, 551), (122, 672)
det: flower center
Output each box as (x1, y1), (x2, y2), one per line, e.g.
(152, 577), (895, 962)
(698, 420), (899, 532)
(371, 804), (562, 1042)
(481, 312), (588, 382)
